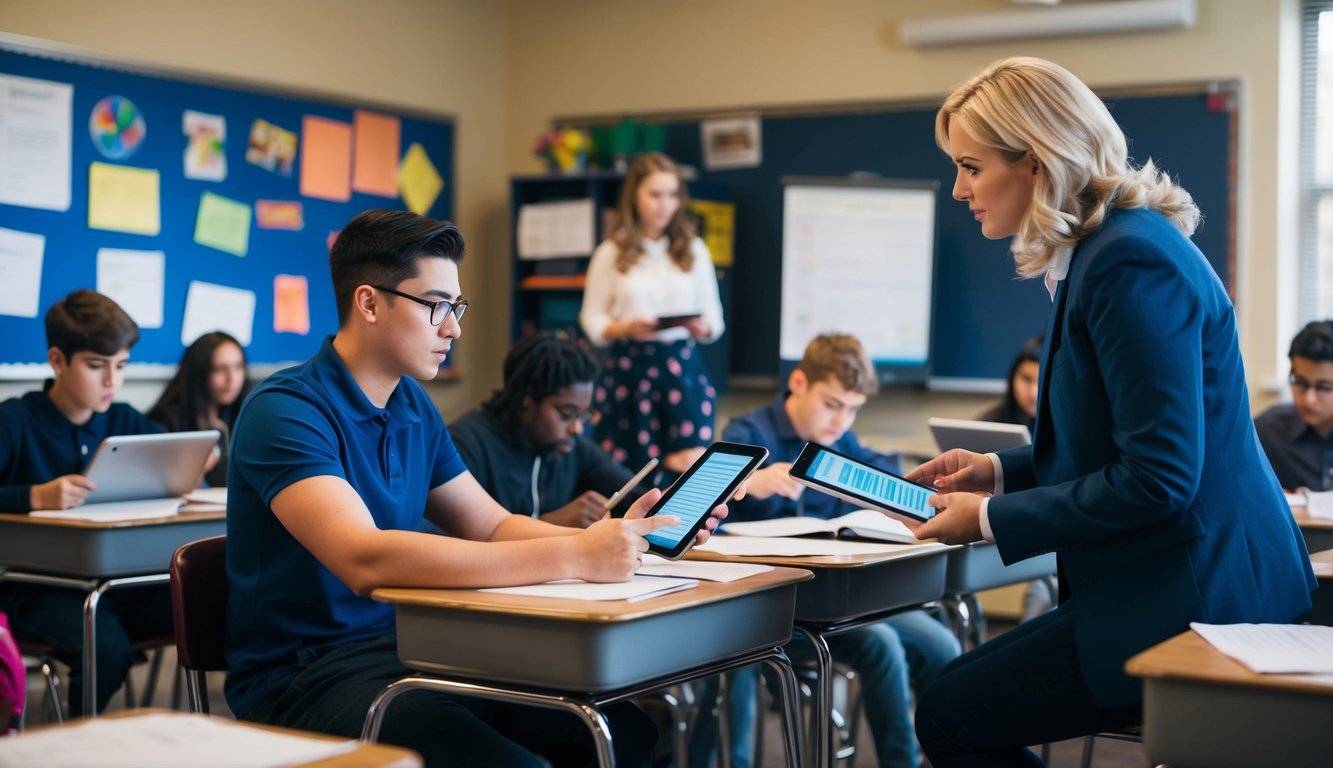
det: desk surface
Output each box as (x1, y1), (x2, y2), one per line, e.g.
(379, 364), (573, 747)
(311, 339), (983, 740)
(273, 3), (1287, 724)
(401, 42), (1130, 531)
(373, 565), (812, 623)
(1294, 508), (1333, 531)
(0, 508), (225, 529)
(1125, 629), (1333, 697)
(1313, 548), (1333, 575)
(684, 541), (951, 569)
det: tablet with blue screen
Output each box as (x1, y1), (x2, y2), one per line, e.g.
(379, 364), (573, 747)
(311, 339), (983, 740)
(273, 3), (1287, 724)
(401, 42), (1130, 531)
(788, 442), (938, 522)
(643, 442), (768, 559)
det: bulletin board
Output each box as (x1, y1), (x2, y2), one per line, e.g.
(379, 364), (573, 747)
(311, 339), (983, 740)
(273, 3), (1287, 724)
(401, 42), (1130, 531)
(0, 34), (454, 377)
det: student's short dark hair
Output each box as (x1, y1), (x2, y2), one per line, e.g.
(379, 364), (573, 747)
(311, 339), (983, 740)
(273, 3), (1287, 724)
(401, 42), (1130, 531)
(329, 210), (466, 327)
(483, 332), (602, 426)
(45, 290), (140, 360)
(1289, 320), (1333, 364)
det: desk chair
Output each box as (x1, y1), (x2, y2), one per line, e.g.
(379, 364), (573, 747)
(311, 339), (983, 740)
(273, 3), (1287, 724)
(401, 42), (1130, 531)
(1080, 725), (1149, 768)
(168, 534), (227, 714)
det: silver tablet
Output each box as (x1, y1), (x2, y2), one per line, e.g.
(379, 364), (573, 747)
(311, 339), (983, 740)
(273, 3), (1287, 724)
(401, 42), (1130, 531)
(83, 430), (222, 504)
(927, 417), (1031, 454)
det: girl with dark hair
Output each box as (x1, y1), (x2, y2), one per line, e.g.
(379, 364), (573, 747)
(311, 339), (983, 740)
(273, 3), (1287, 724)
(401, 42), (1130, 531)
(149, 332), (251, 487)
(977, 335), (1042, 432)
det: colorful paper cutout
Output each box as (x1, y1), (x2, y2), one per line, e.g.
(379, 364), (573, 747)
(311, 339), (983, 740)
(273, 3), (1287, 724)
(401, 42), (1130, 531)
(352, 110), (401, 197)
(183, 110), (226, 181)
(300, 116), (352, 202)
(398, 142), (443, 215)
(273, 274), (310, 335)
(89, 95), (146, 160)
(255, 200), (304, 230)
(88, 162), (160, 235)
(193, 191), (251, 257)
(245, 118), (297, 175)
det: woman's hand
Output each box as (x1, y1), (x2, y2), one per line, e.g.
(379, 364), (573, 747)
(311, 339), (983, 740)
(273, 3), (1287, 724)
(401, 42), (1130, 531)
(905, 449), (995, 494)
(612, 317), (660, 342)
(682, 317), (711, 339)
(909, 492), (985, 545)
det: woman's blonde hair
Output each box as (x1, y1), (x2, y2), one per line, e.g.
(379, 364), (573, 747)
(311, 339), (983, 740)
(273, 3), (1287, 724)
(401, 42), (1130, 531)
(612, 152), (697, 273)
(935, 57), (1200, 277)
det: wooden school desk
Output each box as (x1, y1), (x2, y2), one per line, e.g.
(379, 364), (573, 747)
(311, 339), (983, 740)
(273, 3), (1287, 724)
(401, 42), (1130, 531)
(1292, 506), (1333, 553)
(7, 709), (422, 767)
(940, 542), (1057, 650)
(1125, 629), (1333, 768)
(0, 508), (225, 717)
(688, 542), (952, 768)
(363, 567), (813, 768)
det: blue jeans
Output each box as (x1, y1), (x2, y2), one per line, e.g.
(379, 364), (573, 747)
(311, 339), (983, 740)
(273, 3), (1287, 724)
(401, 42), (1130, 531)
(688, 609), (960, 768)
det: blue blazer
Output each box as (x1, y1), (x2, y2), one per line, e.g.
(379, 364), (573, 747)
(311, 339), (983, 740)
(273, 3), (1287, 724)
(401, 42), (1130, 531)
(989, 207), (1315, 708)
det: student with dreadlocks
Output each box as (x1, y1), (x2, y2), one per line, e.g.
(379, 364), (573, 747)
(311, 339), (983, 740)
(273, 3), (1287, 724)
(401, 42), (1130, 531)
(450, 332), (650, 527)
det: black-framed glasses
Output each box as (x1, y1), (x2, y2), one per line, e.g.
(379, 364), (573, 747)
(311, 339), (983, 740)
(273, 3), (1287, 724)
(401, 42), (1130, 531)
(372, 285), (468, 326)
(1289, 372), (1333, 397)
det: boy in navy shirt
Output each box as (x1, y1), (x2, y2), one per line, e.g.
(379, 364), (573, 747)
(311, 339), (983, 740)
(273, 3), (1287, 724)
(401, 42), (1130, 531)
(0, 290), (168, 716)
(225, 210), (724, 767)
(692, 334), (959, 768)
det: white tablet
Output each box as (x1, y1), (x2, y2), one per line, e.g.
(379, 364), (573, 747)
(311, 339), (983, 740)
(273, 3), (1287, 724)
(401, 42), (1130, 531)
(928, 417), (1031, 454)
(82, 430), (222, 504)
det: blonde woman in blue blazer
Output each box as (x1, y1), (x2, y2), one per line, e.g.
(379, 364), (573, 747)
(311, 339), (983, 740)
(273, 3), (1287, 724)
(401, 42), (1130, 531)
(904, 57), (1316, 767)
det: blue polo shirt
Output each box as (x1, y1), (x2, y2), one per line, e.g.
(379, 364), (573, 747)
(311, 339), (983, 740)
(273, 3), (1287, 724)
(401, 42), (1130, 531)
(0, 382), (162, 513)
(224, 336), (466, 718)
(721, 392), (901, 523)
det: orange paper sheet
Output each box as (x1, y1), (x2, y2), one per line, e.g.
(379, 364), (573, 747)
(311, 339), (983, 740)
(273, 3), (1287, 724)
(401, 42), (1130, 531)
(255, 200), (304, 230)
(352, 110), (401, 197)
(273, 274), (310, 335)
(299, 116), (352, 202)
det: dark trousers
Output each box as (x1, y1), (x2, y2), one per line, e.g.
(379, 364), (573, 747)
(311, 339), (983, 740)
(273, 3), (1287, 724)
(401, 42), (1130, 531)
(244, 635), (657, 768)
(0, 583), (174, 716)
(914, 605), (1140, 768)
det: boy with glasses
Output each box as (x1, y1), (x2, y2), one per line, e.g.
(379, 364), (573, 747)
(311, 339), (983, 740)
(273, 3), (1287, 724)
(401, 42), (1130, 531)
(1256, 320), (1333, 491)
(451, 332), (649, 527)
(225, 211), (725, 766)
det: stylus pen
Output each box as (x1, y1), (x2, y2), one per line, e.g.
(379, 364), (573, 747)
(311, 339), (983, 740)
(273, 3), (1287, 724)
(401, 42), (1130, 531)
(602, 458), (660, 512)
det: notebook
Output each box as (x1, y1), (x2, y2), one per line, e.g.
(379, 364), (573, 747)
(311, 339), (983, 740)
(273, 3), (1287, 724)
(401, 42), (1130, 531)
(81, 430), (221, 505)
(928, 417), (1031, 454)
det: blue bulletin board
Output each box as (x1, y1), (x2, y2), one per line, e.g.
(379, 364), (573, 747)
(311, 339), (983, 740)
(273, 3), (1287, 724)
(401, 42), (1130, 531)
(0, 34), (454, 376)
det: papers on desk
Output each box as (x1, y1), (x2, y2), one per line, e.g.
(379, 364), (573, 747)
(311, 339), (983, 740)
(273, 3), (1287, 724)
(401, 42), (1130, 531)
(1304, 490), (1333, 520)
(720, 509), (917, 544)
(481, 574), (698, 602)
(638, 554), (772, 582)
(30, 497), (183, 522)
(185, 486), (228, 506)
(695, 535), (928, 557)
(1190, 622), (1333, 674)
(0, 711), (359, 768)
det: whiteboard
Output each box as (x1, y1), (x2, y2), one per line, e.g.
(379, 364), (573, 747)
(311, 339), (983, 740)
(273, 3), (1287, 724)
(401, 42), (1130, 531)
(779, 179), (937, 379)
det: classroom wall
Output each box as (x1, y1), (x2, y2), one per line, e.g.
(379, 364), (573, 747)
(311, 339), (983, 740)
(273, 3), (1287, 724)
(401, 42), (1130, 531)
(503, 0), (1300, 413)
(0, 0), (511, 418)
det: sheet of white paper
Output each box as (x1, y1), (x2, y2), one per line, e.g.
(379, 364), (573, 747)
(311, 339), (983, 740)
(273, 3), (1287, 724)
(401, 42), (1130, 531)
(1312, 559), (1333, 577)
(185, 487), (228, 505)
(0, 712), (358, 768)
(30, 497), (183, 522)
(0, 226), (44, 318)
(516, 198), (595, 259)
(0, 73), (73, 212)
(694, 535), (924, 557)
(481, 574), (697, 602)
(1190, 622), (1333, 674)
(1304, 490), (1333, 520)
(720, 509), (916, 542)
(181, 280), (256, 347)
(97, 248), (165, 329)
(638, 555), (772, 582)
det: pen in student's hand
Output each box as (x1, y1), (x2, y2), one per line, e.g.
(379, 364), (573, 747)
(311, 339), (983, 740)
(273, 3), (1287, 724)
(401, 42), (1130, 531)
(602, 458), (660, 512)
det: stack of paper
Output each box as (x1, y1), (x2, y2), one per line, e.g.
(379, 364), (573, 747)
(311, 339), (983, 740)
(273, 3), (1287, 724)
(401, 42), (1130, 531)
(638, 555), (772, 582)
(1190, 622), (1333, 674)
(30, 497), (183, 522)
(1304, 490), (1333, 520)
(695, 536), (926, 557)
(481, 574), (698, 602)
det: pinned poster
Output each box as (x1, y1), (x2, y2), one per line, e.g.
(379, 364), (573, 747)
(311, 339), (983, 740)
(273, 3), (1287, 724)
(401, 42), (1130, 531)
(398, 142), (443, 215)
(255, 200), (304, 230)
(352, 110), (400, 197)
(193, 191), (251, 257)
(273, 274), (310, 335)
(299, 115), (352, 201)
(181, 281), (255, 347)
(96, 248), (164, 329)
(0, 73), (72, 212)
(0, 227), (45, 318)
(183, 110), (226, 181)
(88, 163), (160, 235)
(245, 118), (297, 175)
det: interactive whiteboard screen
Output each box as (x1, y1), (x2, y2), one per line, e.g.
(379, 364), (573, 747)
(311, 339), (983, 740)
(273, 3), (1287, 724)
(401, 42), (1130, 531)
(779, 179), (936, 382)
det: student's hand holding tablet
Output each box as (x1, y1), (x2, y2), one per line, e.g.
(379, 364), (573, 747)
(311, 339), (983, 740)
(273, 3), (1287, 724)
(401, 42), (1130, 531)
(571, 483), (731, 581)
(29, 474), (97, 511)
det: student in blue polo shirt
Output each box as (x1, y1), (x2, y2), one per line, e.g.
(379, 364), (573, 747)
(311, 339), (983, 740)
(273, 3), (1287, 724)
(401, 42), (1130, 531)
(690, 333), (960, 768)
(225, 210), (724, 767)
(0, 289), (168, 716)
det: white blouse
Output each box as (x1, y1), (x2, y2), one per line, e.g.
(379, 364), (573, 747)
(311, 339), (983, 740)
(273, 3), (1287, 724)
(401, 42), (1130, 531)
(579, 235), (725, 347)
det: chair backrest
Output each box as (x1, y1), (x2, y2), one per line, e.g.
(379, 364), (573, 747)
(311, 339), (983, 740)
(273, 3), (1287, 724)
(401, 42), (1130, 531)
(170, 535), (228, 673)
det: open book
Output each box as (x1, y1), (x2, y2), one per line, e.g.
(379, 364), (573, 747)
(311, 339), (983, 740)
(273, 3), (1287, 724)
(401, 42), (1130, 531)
(720, 509), (918, 545)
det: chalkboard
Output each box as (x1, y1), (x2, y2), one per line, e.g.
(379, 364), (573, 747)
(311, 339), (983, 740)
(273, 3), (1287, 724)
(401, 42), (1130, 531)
(564, 86), (1234, 384)
(0, 35), (454, 377)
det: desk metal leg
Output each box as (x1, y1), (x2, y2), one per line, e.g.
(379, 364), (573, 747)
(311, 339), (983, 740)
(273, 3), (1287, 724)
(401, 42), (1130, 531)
(792, 624), (835, 768)
(761, 651), (804, 768)
(81, 573), (171, 718)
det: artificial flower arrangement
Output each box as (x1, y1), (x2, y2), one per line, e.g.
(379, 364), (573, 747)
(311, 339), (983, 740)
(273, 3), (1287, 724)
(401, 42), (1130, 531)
(533, 128), (592, 173)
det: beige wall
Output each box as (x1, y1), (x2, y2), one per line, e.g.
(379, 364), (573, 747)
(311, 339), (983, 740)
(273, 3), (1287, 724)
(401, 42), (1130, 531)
(0, 0), (1302, 434)
(504, 0), (1300, 411)
(0, 0), (510, 417)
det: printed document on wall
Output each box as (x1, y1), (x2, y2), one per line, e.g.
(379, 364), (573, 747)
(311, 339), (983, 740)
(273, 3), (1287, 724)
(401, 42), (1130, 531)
(97, 248), (165, 329)
(517, 199), (595, 259)
(181, 280), (255, 347)
(0, 226), (44, 318)
(0, 73), (73, 211)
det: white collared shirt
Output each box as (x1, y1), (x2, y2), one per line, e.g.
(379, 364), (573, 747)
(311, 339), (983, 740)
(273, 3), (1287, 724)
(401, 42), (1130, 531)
(579, 235), (725, 346)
